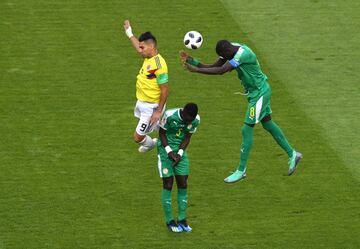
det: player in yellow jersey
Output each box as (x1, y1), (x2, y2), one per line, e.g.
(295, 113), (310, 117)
(123, 20), (169, 152)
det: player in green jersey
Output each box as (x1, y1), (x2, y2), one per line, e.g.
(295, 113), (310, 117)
(157, 103), (200, 232)
(180, 40), (302, 183)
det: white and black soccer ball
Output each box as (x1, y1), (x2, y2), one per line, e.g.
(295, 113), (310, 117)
(183, 31), (203, 49)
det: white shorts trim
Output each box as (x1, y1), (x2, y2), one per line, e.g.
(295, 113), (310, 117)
(157, 154), (163, 178)
(255, 96), (263, 124)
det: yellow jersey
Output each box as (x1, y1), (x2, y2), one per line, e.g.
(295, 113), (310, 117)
(136, 54), (168, 103)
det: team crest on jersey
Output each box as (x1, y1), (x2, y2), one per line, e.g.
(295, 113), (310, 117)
(163, 168), (168, 174)
(146, 69), (158, 79)
(146, 64), (151, 71)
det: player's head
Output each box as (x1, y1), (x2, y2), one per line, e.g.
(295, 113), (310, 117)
(181, 103), (198, 124)
(138, 32), (157, 58)
(215, 40), (237, 60)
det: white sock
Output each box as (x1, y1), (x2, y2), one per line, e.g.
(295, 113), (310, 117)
(139, 135), (155, 148)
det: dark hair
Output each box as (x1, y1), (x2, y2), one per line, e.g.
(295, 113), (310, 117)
(216, 39), (233, 57)
(138, 31), (157, 45)
(183, 103), (198, 120)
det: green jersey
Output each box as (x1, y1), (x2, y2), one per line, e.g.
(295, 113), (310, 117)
(229, 43), (270, 99)
(159, 108), (200, 149)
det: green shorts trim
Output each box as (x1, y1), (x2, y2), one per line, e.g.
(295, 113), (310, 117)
(245, 88), (272, 124)
(157, 144), (189, 178)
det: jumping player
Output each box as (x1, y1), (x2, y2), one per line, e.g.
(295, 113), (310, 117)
(123, 20), (169, 152)
(181, 40), (302, 183)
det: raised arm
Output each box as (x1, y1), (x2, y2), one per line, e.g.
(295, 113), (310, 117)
(186, 61), (233, 75)
(180, 51), (233, 75)
(190, 56), (227, 68)
(180, 51), (226, 68)
(198, 57), (227, 68)
(123, 20), (142, 54)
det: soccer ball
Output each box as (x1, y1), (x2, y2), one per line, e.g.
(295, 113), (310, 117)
(183, 31), (203, 49)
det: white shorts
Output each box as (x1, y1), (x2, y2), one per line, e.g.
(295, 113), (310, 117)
(134, 100), (163, 136)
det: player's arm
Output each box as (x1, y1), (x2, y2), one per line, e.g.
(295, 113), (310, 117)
(159, 127), (169, 147)
(185, 61), (234, 75)
(159, 127), (178, 163)
(171, 133), (193, 166)
(179, 133), (192, 151)
(180, 51), (226, 68)
(197, 57), (226, 68)
(150, 84), (168, 125)
(123, 20), (142, 54)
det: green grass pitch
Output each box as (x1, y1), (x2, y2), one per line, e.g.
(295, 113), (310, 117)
(1, 0), (359, 248)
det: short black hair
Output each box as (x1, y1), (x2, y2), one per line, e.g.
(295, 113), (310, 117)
(183, 103), (198, 120)
(138, 31), (157, 45)
(216, 39), (233, 56)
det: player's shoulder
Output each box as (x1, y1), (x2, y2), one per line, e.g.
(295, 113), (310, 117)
(163, 108), (179, 119)
(193, 114), (200, 125)
(156, 53), (167, 62)
(155, 53), (168, 68)
(240, 44), (255, 56)
(232, 43), (255, 62)
(160, 108), (179, 128)
(195, 114), (200, 122)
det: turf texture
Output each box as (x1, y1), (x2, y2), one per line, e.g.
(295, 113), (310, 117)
(0, 0), (359, 248)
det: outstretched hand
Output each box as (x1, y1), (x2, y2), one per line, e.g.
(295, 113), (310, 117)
(179, 51), (190, 64)
(179, 51), (198, 72)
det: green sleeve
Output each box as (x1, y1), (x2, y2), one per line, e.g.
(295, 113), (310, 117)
(157, 73), (168, 84)
(186, 57), (200, 66)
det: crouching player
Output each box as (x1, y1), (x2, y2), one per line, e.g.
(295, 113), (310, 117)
(157, 103), (200, 232)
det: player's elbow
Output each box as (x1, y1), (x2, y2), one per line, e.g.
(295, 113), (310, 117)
(218, 64), (232, 75)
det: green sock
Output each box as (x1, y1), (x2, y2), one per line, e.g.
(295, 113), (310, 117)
(262, 120), (293, 157)
(177, 188), (188, 221)
(162, 189), (173, 223)
(238, 124), (254, 172)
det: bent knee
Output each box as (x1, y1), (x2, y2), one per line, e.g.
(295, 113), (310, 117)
(163, 176), (174, 191)
(163, 182), (173, 191)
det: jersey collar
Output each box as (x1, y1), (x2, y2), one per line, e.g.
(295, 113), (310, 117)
(146, 53), (159, 60)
